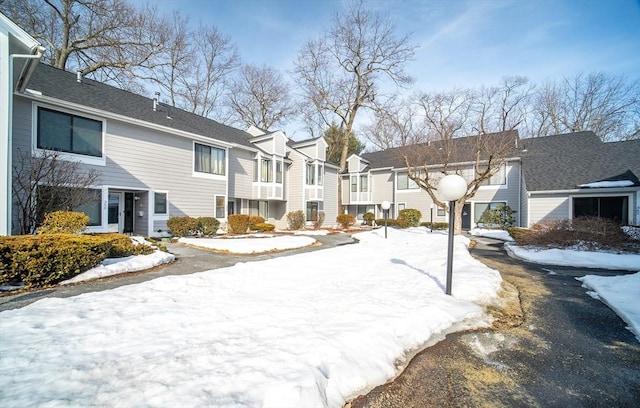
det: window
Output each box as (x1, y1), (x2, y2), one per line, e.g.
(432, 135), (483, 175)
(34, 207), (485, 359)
(276, 160), (283, 183)
(215, 195), (225, 218)
(397, 203), (406, 212)
(437, 207), (445, 216)
(37, 107), (102, 157)
(481, 164), (506, 186)
(360, 175), (368, 192)
(307, 201), (319, 221)
(249, 200), (269, 218)
(195, 143), (225, 175)
(37, 186), (102, 226)
(317, 164), (323, 186)
(574, 196), (628, 224)
(351, 175), (357, 192)
(356, 205), (375, 220)
(261, 158), (273, 182)
(306, 163), (315, 185)
(154, 192), (167, 214)
(474, 202), (506, 223)
(397, 172), (419, 190)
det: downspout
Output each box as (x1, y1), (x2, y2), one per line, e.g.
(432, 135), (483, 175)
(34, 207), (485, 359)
(4, 46), (45, 235)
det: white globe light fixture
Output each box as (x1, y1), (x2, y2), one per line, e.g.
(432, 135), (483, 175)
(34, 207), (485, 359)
(437, 174), (467, 295)
(381, 200), (391, 239)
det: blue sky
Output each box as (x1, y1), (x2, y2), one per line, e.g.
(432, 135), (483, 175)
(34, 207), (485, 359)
(148, 0), (640, 92)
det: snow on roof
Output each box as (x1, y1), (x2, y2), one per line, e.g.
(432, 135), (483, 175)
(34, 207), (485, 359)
(578, 180), (635, 188)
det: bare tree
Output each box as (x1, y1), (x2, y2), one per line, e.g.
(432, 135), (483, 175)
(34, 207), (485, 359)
(294, 0), (416, 209)
(1, 0), (167, 88)
(182, 24), (240, 118)
(402, 131), (518, 234)
(363, 97), (427, 149)
(474, 76), (533, 134)
(529, 72), (640, 141)
(415, 88), (475, 141)
(12, 149), (101, 234)
(227, 64), (296, 130)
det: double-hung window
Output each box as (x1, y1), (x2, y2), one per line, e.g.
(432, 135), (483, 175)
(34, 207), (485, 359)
(397, 172), (419, 190)
(261, 158), (273, 182)
(276, 160), (283, 183)
(481, 164), (506, 186)
(195, 143), (225, 175)
(37, 107), (102, 157)
(359, 174), (368, 192)
(154, 192), (167, 215)
(306, 163), (315, 185)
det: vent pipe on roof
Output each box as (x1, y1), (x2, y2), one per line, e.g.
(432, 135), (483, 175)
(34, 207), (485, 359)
(153, 91), (160, 111)
(76, 71), (82, 83)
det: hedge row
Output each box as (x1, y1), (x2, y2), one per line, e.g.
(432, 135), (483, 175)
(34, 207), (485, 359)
(167, 216), (220, 237)
(375, 218), (449, 230)
(0, 233), (153, 288)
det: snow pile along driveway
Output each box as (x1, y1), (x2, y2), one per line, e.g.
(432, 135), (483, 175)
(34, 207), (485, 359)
(0, 228), (502, 408)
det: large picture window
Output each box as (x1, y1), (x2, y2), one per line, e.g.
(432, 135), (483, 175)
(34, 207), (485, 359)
(37, 186), (102, 226)
(37, 107), (102, 157)
(195, 143), (225, 175)
(474, 202), (506, 223)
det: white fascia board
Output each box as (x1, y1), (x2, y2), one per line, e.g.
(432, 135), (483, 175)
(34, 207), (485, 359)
(529, 186), (640, 195)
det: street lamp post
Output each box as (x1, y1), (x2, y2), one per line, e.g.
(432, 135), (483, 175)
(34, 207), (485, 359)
(381, 200), (390, 239)
(437, 174), (467, 296)
(429, 203), (434, 232)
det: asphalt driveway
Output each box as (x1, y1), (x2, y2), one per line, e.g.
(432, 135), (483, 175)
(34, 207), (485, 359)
(348, 236), (640, 407)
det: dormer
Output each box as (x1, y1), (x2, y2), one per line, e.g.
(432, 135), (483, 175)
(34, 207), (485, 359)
(289, 137), (327, 162)
(248, 127), (288, 157)
(347, 154), (370, 173)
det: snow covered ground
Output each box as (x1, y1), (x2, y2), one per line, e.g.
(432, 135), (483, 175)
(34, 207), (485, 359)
(1, 227), (638, 407)
(1, 228), (502, 408)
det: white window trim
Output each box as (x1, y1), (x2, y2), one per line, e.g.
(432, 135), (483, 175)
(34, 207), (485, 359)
(396, 172), (420, 192)
(478, 163), (508, 190)
(32, 102), (107, 166)
(192, 142), (228, 180)
(214, 194), (227, 220)
(153, 190), (170, 220)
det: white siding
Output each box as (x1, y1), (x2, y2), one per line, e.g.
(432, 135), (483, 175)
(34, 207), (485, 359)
(528, 194), (570, 226)
(228, 149), (254, 198)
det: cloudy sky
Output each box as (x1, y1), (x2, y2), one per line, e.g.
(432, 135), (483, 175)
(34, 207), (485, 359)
(147, 0), (639, 91)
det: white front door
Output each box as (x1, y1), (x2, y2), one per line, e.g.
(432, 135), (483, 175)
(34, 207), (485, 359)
(108, 192), (122, 232)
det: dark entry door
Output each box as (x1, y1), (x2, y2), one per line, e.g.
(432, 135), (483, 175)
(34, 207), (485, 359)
(461, 203), (471, 230)
(124, 192), (134, 233)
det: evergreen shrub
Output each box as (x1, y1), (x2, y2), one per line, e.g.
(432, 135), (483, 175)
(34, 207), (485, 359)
(362, 212), (375, 226)
(398, 208), (422, 227)
(249, 216), (266, 230)
(337, 214), (356, 229)
(167, 216), (198, 237)
(197, 217), (220, 236)
(0, 233), (154, 288)
(38, 211), (89, 234)
(253, 222), (275, 232)
(228, 214), (250, 234)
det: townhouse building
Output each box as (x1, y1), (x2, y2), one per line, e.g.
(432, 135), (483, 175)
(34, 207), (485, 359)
(2, 15), (638, 237)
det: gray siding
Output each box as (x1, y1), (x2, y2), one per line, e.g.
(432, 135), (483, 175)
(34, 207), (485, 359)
(322, 167), (339, 227)
(520, 172), (529, 227)
(370, 171), (393, 203)
(286, 152), (304, 212)
(528, 194), (571, 225)
(228, 149), (254, 198)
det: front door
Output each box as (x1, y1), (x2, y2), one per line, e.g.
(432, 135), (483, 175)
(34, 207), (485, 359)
(108, 192), (135, 233)
(461, 203), (471, 230)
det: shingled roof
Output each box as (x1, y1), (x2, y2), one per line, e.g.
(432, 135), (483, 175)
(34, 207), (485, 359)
(360, 130), (520, 170)
(25, 63), (255, 149)
(520, 131), (640, 191)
